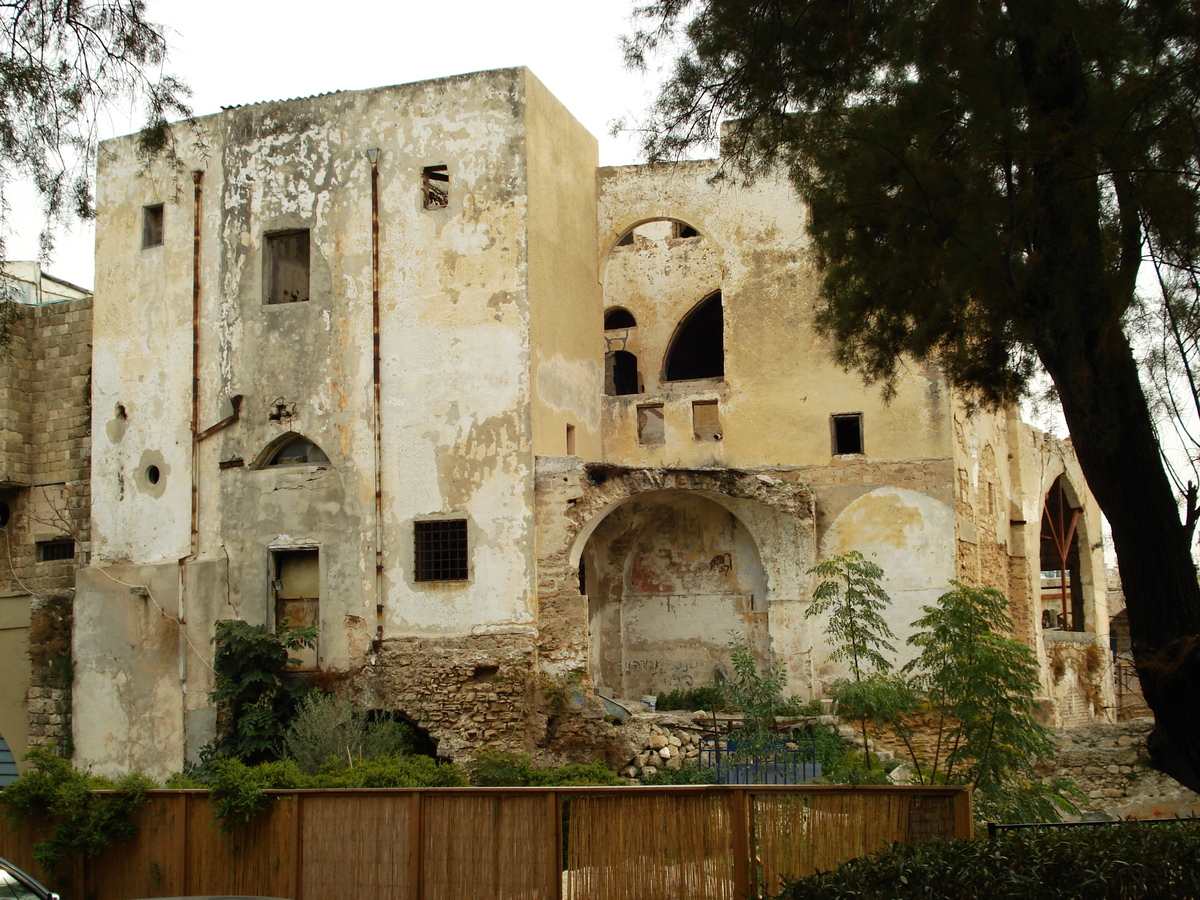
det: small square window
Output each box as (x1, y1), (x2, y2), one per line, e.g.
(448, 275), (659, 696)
(831, 413), (864, 455)
(692, 400), (721, 441)
(142, 204), (164, 248)
(266, 230), (310, 304)
(36, 540), (75, 562)
(637, 404), (665, 444)
(414, 519), (468, 582)
(423, 165), (449, 209)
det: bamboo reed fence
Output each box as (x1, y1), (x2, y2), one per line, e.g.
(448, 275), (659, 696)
(0, 785), (971, 900)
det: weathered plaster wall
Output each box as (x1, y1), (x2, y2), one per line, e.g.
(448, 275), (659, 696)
(79, 68), (559, 773)
(526, 72), (603, 460)
(596, 161), (953, 469)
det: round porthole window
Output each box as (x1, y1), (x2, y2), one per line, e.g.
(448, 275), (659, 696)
(146, 465), (160, 485)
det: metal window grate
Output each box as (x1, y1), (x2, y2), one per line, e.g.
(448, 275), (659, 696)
(414, 519), (468, 582)
(36, 540), (75, 562)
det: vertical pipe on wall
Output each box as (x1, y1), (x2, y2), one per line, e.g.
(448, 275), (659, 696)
(190, 170), (203, 561)
(367, 148), (384, 646)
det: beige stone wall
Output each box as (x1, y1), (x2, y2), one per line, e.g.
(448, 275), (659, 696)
(0, 295), (91, 775)
(950, 403), (1113, 726)
(526, 72), (603, 460)
(1038, 720), (1200, 820)
(596, 161), (953, 470)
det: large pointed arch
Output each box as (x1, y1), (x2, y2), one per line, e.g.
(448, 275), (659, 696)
(664, 292), (723, 381)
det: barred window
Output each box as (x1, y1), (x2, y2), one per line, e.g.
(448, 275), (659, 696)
(414, 519), (468, 582)
(37, 540), (75, 562)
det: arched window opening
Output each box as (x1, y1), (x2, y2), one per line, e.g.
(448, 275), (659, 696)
(1040, 476), (1086, 632)
(604, 307), (637, 330)
(0, 732), (16, 786)
(606, 350), (640, 396)
(613, 218), (703, 250)
(256, 434), (330, 468)
(664, 293), (724, 382)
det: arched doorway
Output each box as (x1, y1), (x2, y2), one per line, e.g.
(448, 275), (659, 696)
(1040, 475), (1089, 631)
(579, 490), (767, 699)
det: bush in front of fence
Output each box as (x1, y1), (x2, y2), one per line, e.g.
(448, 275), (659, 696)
(774, 821), (1200, 899)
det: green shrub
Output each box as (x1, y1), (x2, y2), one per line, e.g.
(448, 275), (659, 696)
(208, 619), (316, 763)
(774, 822), (1200, 899)
(282, 692), (415, 774)
(208, 756), (278, 833)
(640, 764), (716, 785)
(1, 746), (156, 872)
(655, 685), (728, 712)
(310, 754), (467, 788)
(465, 750), (622, 786)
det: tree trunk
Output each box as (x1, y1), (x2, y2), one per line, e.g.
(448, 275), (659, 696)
(1040, 326), (1200, 793)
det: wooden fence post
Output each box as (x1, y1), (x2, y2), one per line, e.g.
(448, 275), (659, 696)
(728, 788), (752, 899)
(549, 791), (563, 900)
(408, 790), (424, 900)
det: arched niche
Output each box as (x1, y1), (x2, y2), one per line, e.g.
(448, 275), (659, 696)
(579, 490), (767, 698)
(252, 433), (331, 469)
(664, 292), (724, 382)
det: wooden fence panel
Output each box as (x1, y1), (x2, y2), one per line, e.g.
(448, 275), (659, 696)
(299, 792), (415, 900)
(80, 794), (188, 900)
(0, 785), (970, 900)
(421, 793), (559, 900)
(183, 794), (298, 898)
(565, 791), (735, 900)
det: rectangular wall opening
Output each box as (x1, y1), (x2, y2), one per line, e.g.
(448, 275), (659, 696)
(142, 204), (164, 248)
(637, 404), (665, 444)
(831, 413), (864, 455)
(692, 400), (721, 441)
(266, 230), (310, 304)
(273, 548), (319, 669)
(36, 540), (75, 562)
(422, 165), (449, 209)
(566, 423), (576, 455)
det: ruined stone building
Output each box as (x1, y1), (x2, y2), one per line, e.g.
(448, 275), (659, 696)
(63, 68), (1113, 779)
(0, 262), (91, 783)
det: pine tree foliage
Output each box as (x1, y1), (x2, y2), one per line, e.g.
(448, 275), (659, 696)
(629, 0), (1200, 792)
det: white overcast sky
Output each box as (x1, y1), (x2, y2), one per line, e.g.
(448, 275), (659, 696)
(6, 0), (671, 289)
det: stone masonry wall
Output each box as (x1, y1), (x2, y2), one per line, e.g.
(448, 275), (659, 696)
(1038, 719), (1200, 820)
(358, 632), (541, 762)
(0, 296), (92, 596)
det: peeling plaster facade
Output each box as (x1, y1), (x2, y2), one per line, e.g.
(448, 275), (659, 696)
(74, 68), (1112, 778)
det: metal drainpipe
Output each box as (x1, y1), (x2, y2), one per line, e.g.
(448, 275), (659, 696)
(179, 169), (203, 716)
(368, 148), (384, 646)
(190, 170), (203, 560)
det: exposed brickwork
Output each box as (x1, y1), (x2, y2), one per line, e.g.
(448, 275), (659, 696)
(357, 632), (542, 761)
(0, 295), (91, 762)
(0, 296), (92, 596)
